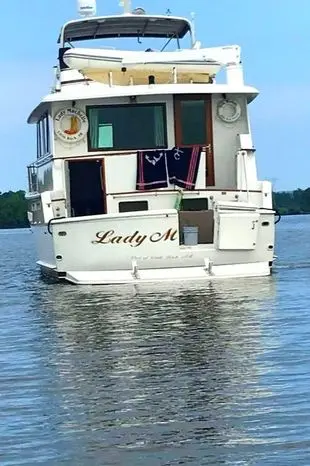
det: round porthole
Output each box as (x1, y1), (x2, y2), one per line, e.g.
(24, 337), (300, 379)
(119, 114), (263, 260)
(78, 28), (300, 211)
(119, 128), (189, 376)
(217, 99), (241, 123)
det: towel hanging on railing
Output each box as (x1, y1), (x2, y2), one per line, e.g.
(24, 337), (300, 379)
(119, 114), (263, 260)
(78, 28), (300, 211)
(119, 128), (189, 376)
(167, 146), (201, 190)
(136, 146), (202, 191)
(136, 149), (168, 190)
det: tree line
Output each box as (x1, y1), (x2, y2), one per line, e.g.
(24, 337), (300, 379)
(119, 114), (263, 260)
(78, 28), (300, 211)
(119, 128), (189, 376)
(0, 191), (29, 229)
(273, 188), (310, 215)
(0, 188), (309, 229)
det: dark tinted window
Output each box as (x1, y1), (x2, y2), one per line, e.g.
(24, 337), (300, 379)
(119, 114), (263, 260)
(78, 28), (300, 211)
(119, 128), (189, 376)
(88, 104), (167, 151)
(37, 114), (50, 158)
(119, 201), (148, 213)
(180, 100), (206, 145)
(182, 198), (208, 211)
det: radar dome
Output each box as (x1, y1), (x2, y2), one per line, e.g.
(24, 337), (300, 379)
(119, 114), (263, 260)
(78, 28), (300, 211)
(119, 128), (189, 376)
(77, 0), (97, 17)
(132, 7), (146, 15)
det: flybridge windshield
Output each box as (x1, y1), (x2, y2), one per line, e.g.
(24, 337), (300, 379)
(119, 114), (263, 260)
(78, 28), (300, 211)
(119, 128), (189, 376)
(58, 15), (193, 51)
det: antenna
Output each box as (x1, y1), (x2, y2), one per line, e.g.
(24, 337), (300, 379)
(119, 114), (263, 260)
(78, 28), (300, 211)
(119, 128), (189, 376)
(190, 12), (196, 45)
(119, 0), (132, 14)
(77, 0), (97, 17)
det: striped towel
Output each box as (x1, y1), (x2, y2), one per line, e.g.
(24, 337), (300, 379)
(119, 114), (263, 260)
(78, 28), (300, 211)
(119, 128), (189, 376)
(136, 150), (168, 190)
(167, 146), (201, 190)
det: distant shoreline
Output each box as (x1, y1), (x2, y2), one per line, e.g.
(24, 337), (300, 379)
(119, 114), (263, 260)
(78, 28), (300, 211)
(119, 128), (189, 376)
(0, 226), (30, 230)
(281, 212), (310, 216)
(1, 189), (310, 229)
(1, 212), (310, 230)
(276, 211), (310, 216)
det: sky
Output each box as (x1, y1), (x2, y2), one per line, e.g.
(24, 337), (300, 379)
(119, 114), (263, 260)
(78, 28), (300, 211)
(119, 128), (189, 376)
(1, 0), (309, 192)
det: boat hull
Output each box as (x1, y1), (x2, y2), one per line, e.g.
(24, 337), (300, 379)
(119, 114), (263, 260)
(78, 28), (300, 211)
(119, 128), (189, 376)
(61, 262), (272, 285)
(31, 209), (275, 285)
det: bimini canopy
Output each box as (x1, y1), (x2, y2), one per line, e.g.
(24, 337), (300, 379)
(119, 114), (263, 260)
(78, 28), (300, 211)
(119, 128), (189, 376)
(58, 15), (192, 46)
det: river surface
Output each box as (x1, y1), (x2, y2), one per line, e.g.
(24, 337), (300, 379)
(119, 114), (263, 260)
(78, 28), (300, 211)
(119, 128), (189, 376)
(1, 215), (310, 465)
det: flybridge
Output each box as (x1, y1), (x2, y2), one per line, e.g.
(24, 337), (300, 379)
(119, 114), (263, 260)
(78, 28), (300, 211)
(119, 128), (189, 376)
(60, 0), (192, 45)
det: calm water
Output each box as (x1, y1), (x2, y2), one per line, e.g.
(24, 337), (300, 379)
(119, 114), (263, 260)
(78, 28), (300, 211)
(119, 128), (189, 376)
(1, 215), (310, 465)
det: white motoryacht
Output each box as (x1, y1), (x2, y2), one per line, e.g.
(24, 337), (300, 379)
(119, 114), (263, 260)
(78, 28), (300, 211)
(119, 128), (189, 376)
(26, 0), (276, 285)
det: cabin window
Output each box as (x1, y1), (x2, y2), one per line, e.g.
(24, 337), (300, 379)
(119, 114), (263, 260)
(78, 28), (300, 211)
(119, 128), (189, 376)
(27, 165), (38, 193)
(174, 96), (209, 147)
(181, 198), (208, 211)
(87, 104), (167, 151)
(37, 113), (51, 158)
(118, 201), (148, 213)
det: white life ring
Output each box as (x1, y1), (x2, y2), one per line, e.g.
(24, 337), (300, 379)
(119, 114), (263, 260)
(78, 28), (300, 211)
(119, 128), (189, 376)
(217, 99), (241, 123)
(54, 107), (89, 143)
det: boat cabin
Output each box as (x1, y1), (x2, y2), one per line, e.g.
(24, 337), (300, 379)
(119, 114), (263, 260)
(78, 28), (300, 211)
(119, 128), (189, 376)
(57, 14), (218, 86)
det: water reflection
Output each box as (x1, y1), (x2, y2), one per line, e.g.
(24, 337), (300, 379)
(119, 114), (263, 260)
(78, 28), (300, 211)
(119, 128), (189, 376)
(25, 278), (277, 464)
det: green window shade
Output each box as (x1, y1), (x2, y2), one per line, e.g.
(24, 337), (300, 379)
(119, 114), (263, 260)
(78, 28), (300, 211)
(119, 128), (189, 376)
(98, 124), (113, 148)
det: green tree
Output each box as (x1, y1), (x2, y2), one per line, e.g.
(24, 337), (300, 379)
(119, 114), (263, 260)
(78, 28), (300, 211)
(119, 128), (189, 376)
(273, 188), (310, 215)
(0, 191), (29, 228)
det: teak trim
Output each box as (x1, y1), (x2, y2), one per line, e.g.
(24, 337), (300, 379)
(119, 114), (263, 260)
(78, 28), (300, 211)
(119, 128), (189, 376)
(173, 94), (215, 186)
(100, 158), (107, 214)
